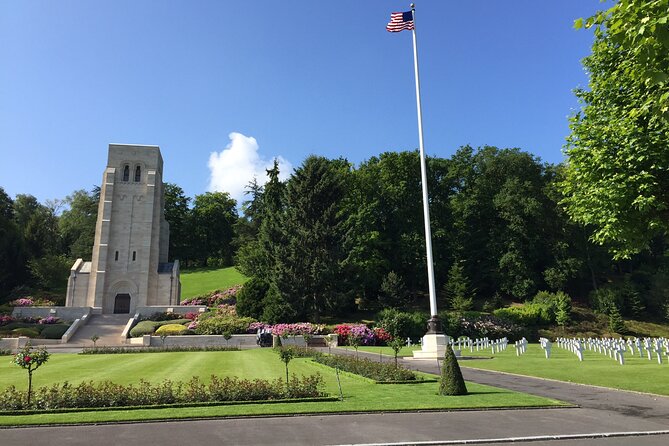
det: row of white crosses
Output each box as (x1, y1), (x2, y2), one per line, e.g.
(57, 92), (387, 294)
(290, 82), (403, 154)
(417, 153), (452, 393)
(555, 337), (668, 365)
(539, 337), (552, 358)
(515, 337), (529, 356)
(556, 337), (586, 361)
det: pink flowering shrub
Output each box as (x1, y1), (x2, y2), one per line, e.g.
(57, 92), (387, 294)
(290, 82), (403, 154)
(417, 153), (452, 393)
(180, 285), (243, 307)
(335, 324), (380, 346)
(271, 323), (323, 338)
(183, 312), (199, 321)
(8, 297), (56, 307)
(216, 304), (237, 317)
(248, 322), (271, 333)
(38, 316), (60, 325)
(0, 315), (15, 326)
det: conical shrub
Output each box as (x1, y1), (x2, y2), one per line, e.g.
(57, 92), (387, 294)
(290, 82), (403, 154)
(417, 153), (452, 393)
(439, 346), (468, 396)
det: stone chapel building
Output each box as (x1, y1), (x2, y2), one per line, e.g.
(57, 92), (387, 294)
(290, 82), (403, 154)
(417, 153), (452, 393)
(66, 144), (181, 314)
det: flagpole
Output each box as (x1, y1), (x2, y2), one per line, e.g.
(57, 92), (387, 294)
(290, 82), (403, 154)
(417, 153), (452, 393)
(410, 3), (441, 333)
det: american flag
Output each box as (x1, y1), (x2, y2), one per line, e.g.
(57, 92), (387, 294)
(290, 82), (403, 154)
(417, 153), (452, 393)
(386, 11), (414, 33)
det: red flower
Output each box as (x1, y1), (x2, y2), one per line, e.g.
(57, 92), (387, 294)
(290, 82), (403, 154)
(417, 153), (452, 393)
(24, 356), (31, 363)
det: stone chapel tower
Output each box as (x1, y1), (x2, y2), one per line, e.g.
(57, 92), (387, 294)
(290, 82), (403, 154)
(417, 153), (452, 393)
(66, 144), (180, 313)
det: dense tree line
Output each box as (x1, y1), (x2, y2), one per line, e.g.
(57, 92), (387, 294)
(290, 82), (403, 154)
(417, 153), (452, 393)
(0, 185), (239, 301)
(233, 147), (669, 323)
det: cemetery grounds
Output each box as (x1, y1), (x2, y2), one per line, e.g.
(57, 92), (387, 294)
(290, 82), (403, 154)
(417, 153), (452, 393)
(0, 348), (565, 426)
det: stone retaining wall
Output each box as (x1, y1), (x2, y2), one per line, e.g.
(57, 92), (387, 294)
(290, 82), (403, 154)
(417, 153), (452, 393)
(11, 306), (92, 321)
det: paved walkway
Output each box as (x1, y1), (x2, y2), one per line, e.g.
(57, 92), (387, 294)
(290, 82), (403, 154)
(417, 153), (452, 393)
(2, 347), (669, 445)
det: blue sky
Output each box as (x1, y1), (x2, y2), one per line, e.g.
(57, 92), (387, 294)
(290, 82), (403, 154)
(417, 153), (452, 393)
(0, 0), (605, 206)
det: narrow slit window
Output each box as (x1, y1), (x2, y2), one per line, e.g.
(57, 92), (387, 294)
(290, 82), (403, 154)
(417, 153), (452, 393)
(132, 251), (136, 261)
(122, 165), (130, 182)
(134, 166), (141, 182)
(115, 251), (119, 261)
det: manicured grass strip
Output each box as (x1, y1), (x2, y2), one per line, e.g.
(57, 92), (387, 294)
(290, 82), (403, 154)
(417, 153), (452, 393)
(0, 350), (564, 425)
(460, 343), (669, 396)
(180, 266), (248, 298)
(355, 346), (496, 358)
(0, 397), (339, 416)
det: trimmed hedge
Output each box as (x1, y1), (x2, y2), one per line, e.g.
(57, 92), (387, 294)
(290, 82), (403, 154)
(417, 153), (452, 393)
(0, 374), (325, 411)
(80, 346), (241, 354)
(129, 319), (191, 337)
(155, 324), (189, 336)
(313, 354), (419, 382)
(40, 324), (70, 339)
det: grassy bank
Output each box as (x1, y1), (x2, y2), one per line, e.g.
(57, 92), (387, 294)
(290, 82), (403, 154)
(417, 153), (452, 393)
(180, 266), (248, 298)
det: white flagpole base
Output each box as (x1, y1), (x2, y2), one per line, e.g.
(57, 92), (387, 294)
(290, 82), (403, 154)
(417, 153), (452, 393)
(412, 333), (451, 359)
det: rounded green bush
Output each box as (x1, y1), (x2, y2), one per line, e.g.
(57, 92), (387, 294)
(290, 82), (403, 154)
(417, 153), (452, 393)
(155, 324), (188, 336)
(129, 320), (160, 337)
(41, 324), (70, 339)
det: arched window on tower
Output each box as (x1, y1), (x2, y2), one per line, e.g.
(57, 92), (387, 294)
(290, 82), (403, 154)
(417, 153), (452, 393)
(134, 165), (141, 182)
(122, 165), (130, 182)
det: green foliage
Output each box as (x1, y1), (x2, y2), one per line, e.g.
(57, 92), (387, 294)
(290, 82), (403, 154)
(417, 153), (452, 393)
(589, 287), (623, 315)
(80, 346), (240, 354)
(608, 305), (626, 334)
(163, 183), (192, 264)
(493, 304), (552, 326)
(129, 321), (160, 338)
(40, 324), (70, 339)
(155, 324), (189, 336)
(377, 308), (427, 341)
(236, 277), (269, 319)
(191, 191), (238, 267)
(439, 346), (467, 396)
(272, 156), (354, 321)
(555, 293), (572, 327)
(378, 271), (410, 309)
(562, 0), (669, 259)
(276, 347), (295, 386)
(444, 261), (474, 313)
(58, 188), (98, 260)
(313, 354), (419, 382)
(261, 284), (298, 324)
(194, 316), (255, 335)
(27, 255), (70, 291)
(10, 328), (40, 338)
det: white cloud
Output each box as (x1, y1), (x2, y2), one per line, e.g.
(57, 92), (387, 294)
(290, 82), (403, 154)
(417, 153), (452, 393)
(207, 132), (293, 205)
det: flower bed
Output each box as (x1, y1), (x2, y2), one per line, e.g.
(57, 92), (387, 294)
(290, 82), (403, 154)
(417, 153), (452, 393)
(0, 315), (70, 339)
(180, 285), (243, 307)
(9, 297), (56, 307)
(334, 324), (389, 346)
(313, 354), (419, 382)
(0, 374), (326, 411)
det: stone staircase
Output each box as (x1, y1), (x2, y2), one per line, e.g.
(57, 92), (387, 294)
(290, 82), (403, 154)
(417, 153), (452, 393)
(67, 314), (132, 347)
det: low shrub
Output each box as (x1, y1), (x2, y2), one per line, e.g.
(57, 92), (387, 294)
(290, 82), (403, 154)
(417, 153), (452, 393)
(80, 346), (241, 354)
(453, 314), (526, 341)
(40, 324), (70, 339)
(313, 354), (419, 382)
(80, 345), (241, 354)
(146, 312), (183, 322)
(155, 324), (189, 336)
(274, 346), (321, 358)
(180, 285), (243, 307)
(11, 328), (40, 338)
(493, 303), (552, 326)
(0, 374), (325, 411)
(129, 321), (160, 338)
(194, 316), (255, 335)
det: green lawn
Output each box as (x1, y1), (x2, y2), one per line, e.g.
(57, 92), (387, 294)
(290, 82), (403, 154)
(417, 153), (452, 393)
(459, 343), (669, 396)
(180, 266), (249, 297)
(0, 349), (564, 425)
